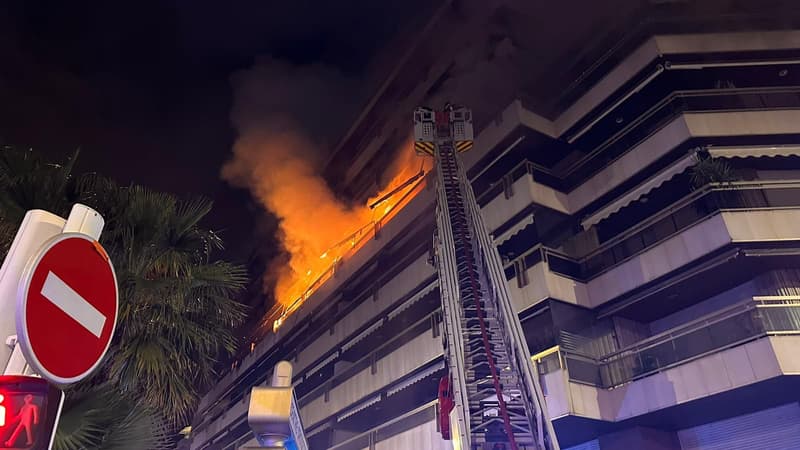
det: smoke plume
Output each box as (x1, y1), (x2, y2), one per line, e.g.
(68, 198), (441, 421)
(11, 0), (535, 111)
(222, 57), (422, 307)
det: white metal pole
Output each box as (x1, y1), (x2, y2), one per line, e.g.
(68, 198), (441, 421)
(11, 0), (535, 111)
(3, 335), (27, 375)
(0, 210), (66, 373)
(0, 204), (104, 375)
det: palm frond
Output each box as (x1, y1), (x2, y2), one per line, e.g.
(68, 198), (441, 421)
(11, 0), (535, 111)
(0, 147), (249, 437)
(54, 384), (172, 450)
(99, 403), (172, 450)
(690, 156), (737, 188)
(173, 196), (214, 236)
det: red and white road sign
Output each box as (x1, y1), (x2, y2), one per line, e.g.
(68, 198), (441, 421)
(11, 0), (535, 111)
(15, 233), (118, 385)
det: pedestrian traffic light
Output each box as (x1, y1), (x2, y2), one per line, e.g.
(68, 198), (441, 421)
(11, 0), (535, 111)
(0, 376), (63, 450)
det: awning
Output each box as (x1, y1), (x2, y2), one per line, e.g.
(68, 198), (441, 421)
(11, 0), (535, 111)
(386, 280), (438, 321)
(581, 152), (699, 229)
(341, 319), (384, 352)
(707, 145), (800, 159)
(386, 361), (445, 397)
(337, 394), (382, 421)
(494, 213), (535, 245)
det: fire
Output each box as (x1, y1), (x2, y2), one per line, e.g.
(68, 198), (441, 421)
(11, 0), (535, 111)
(269, 139), (431, 329)
(222, 122), (431, 333)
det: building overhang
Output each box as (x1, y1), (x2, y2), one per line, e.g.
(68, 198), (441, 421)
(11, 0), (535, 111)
(599, 242), (800, 321)
(554, 372), (800, 448)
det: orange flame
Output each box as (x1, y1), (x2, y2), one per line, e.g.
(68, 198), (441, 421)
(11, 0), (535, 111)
(223, 127), (431, 332)
(272, 139), (430, 321)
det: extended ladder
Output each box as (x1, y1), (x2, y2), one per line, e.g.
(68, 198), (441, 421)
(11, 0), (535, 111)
(414, 106), (559, 450)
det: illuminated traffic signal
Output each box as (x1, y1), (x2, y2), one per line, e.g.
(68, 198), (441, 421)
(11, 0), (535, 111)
(0, 393), (6, 428)
(0, 376), (63, 450)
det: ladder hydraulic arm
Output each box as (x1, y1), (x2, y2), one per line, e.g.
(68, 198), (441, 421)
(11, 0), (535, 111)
(414, 106), (559, 450)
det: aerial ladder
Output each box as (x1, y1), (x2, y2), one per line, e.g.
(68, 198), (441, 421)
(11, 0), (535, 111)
(414, 105), (559, 450)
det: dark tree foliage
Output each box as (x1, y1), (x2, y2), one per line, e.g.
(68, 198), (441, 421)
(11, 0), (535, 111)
(0, 146), (248, 449)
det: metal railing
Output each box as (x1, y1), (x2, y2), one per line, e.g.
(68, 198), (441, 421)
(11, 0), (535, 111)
(539, 299), (800, 389)
(475, 85), (800, 206)
(269, 174), (429, 332)
(326, 401), (438, 450)
(503, 181), (800, 283)
(194, 176), (431, 441)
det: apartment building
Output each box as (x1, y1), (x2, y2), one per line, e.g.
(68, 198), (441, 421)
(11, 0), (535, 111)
(187, 2), (800, 449)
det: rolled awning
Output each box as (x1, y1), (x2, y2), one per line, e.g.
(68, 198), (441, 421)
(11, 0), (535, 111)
(386, 361), (445, 397)
(494, 213), (535, 245)
(707, 145), (800, 159)
(581, 152), (699, 229)
(337, 394), (382, 421)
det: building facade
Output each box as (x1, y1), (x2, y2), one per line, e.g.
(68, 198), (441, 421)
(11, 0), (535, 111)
(188, 2), (800, 449)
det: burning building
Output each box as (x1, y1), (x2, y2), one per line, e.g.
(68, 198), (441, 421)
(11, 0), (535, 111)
(188, 1), (800, 449)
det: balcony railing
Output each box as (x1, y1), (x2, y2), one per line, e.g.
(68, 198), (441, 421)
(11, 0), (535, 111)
(537, 299), (800, 389)
(325, 401), (438, 450)
(504, 181), (800, 283)
(474, 159), (557, 207)
(566, 87), (800, 183)
(475, 86), (800, 205)
(582, 180), (800, 277)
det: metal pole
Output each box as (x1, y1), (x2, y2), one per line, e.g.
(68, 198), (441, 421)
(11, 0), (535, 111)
(0, 211), (66, 373)
(0, 204), (104, 375)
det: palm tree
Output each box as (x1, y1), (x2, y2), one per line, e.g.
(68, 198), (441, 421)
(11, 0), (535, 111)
(0, 146), (84, 247)
(97, 185), (248, 423)
(690, 153), (737, 188)
(53, 384), (171, 450)
(0, 146), (248, 448)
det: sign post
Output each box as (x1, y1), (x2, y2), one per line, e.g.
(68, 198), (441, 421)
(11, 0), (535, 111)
(0, 204), (117, 449)
(0, 212), (67, 372)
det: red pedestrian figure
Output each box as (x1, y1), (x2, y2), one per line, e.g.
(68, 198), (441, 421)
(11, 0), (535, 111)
(0, 394), (5, 427)
(5, 394), (39, 447)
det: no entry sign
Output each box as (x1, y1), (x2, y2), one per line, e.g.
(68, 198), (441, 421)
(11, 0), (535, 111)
(15, 233), (118, 385)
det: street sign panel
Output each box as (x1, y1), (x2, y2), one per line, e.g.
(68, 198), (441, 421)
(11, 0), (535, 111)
(15, 233), (118, 385)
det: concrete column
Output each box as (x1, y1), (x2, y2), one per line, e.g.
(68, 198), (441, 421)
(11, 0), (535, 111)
(599, 426), (680, 450)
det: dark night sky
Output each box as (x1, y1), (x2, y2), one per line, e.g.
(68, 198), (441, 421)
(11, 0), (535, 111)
(0, 0), (423, 260)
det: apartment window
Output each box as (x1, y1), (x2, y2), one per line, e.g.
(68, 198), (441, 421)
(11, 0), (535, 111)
(672, 204), (700, 229)
(640, 223), (660, 247)
(650, 214), (678, 241)
(623, 234), (646, 256)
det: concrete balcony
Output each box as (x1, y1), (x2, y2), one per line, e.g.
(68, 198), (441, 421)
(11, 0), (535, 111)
(190, 394), (250, 450)
(300, 329), (443, 429)
(194, 182), (435, 415)
(504, 181), (800, 312)
(534, 299), (800, 447)
(320, 402), (447, 450)
(293, 253), (435, 377)
(507, 254), (587, 313)
(476, 108), (800, 242)
(585, 207), (800, 308)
